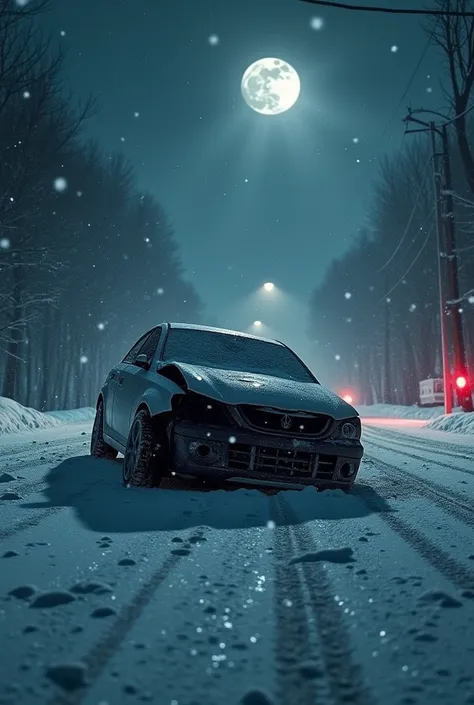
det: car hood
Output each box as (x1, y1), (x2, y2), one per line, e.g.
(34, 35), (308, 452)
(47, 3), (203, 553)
(162, 362), (358, 420)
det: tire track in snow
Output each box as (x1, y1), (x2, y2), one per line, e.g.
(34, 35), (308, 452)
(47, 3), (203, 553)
(363, 425), (474, 459)
(356, 487), (474, 591)
(364, 453), (474, 529)
(46, 529), (209, 705)
(271, 496), (377, 705)
(363, 434), (474, 478)
(270, 498), (325, 705)
(0, 490), (90, 541)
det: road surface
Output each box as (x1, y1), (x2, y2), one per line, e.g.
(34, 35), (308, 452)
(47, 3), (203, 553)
(0, 418), (474, 705)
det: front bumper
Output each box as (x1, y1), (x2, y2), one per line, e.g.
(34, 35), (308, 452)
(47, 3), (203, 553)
(170, 422), (363, 490)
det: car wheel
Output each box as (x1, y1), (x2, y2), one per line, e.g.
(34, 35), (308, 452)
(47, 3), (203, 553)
(90, 401), (118, 460)
(123, 409), (161, 488)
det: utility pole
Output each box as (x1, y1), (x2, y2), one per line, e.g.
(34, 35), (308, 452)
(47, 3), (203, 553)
(430, 123), (452, 415)
(403, 108), (473, 413)
(441, 123), (473, 411)
(383, 276), (392, 404)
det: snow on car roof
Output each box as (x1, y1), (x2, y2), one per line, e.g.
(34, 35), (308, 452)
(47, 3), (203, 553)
(166, 322), (283, 345)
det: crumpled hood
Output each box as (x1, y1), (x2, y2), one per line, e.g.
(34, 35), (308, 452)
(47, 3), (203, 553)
(163, 362), (358, 420)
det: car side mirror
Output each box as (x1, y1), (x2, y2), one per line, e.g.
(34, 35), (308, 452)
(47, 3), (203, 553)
(135, 353), (150, 370)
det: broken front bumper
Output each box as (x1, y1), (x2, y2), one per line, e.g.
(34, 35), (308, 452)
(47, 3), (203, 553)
(170, 421), (364, 490)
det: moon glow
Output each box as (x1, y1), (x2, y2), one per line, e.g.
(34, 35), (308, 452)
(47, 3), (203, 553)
(241, 58), (300, 115)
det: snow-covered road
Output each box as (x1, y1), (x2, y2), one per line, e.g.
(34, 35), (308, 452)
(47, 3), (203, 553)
(1, 420), (474, 705)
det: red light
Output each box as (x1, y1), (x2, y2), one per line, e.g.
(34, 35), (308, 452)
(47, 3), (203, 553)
(455, 375), (468, 389)
(342, 394), (353, 404)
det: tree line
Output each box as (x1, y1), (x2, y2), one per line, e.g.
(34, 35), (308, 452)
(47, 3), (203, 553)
(0, 1), (202, 411)
(309, 0), (474, 406)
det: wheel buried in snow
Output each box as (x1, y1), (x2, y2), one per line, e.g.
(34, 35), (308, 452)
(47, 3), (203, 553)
(123, 409), (166, 488)
(90, 401), (118, 460)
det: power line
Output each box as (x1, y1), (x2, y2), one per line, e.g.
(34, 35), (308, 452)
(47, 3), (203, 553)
(298, 0), (474, 16)
(380, 216), (434, 302)
(376, 157), (432, 273)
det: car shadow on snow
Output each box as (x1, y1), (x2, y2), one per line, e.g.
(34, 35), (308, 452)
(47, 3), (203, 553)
(21, 455), (393, 534)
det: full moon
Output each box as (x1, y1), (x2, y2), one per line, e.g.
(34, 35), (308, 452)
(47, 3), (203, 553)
(241, 58), (300, 115)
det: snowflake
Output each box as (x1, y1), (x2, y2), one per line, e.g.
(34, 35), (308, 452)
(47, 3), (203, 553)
(60, 30), (66, 36)
(23, 91), (31, 99)
(134, 111), (140, 118)
(409, 303), (416, 312)
(335, 354), (341, 361)
(344, 291), (352, 299)
(267, 520), (276, 529)
(76, 190), (83, 197)
(208, 34), (219, 46)
(80, 355), (88, 364)
(426, 87), (432, 93)
(390, 45), (398, 53)
(310, 16), (324, 30)
(157, 287), (164, 295)
(97, 322), (105, 331)
(468, 295), (474, 304)
(386, 297), (391, 303)
(229, 436), (237, 444)
(53, 177), (67, 192)
(352, 137), (359, 144)
(0, 238), (10, 249)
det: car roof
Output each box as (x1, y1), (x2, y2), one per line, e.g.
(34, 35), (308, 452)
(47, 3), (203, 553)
(165, 322), (283, 345)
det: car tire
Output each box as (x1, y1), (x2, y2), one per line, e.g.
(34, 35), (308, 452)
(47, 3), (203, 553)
(123, 409), (162, 488)
(90, 401), (118, 460)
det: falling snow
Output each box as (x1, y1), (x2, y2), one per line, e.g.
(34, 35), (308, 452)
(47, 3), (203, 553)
(208, 34), (219, 45)
(53, 177), (67, 192)
(310, 16), (324, 30)
(0, 238), (10, 249)
(79, 355), (88, 364)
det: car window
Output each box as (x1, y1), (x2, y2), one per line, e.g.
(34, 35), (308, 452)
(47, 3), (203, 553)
(136, 326), (162, 362)
(162, 328), (317, 383)
(122, 331), (152, 363)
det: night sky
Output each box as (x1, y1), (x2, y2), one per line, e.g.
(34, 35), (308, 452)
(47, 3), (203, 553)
(40, 0), (441, 356)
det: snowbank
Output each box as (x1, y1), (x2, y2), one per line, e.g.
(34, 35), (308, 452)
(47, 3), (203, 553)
(357, 403), (444, 420)
(0, 397), (95, 435)
(425, 411), (474, 435)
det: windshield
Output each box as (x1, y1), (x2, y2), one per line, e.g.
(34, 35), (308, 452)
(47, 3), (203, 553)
(162, 328), (316, 383)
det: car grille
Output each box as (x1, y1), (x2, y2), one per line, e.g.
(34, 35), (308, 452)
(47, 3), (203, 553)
(238, 405), (331, 437)
(228, 443), (336, 481)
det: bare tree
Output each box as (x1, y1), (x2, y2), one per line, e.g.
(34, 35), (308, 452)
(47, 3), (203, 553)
(427, 0), (474, 195)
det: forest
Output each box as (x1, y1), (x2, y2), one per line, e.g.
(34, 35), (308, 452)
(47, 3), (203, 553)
(309, 0), (474, 406)
(0, 1), (202, 411)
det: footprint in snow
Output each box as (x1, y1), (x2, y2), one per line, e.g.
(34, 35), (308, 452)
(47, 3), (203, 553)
(2, 550), (19, 558)
(45, 662), (87, 692)
(171, 549), (191, 556)
(188, 535), (206, 544)
(30, 590), (76, 608)
(70, 580), (112, 595)
(0, 491), (23, 500)
(289, 547), (355, 565)
(90, 606), (117, 618)
(240, 689), (275, 705)
(171, 537), (184, 543)
(418, 589), (462, 608)
(9, 585), (37, 600)
(0, 472), (17, 483)
(118, 558), (136, 566)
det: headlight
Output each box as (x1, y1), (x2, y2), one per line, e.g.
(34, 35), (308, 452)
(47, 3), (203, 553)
(332, 417), (361, 440)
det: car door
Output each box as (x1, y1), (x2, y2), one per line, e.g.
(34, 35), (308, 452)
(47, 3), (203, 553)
(106, 331), (151, 442)
(112, 327), (163, 443)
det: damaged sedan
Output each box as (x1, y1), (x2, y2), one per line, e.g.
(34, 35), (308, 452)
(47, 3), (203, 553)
(91, 323), (364, 491)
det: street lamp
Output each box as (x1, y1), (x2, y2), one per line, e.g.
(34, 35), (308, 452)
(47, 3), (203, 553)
(253, 320), (262, 327)
(263, 282), (275, 292)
